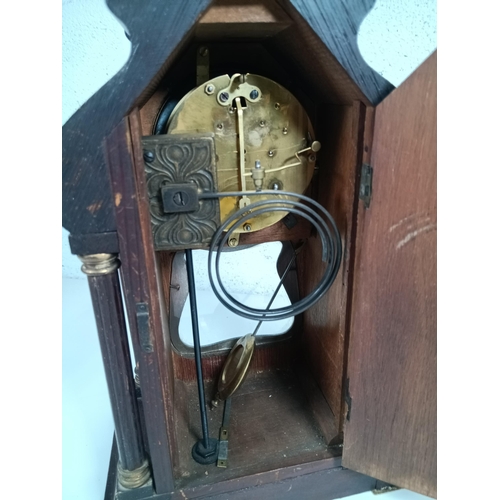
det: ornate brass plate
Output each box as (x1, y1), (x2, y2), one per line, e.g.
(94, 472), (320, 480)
(141, 134), (220, 250)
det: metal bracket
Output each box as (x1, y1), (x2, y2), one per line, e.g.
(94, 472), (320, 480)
(359, 163), (373, 208)
(161, 183), (200, 213)
(217, 398), (232, 468)
(136, 303), (153, 353)
(141, 134), (220, 251)
(216, 73), (262, 107)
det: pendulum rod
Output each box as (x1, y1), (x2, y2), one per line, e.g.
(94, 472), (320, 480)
(251, 249), (298, 337)
(215, 244), (302, 468)
(185, 249), (219, 464)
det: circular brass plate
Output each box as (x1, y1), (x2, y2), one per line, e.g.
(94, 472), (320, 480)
(167, 74), (317, 233)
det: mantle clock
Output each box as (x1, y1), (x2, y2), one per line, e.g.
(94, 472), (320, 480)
(62, 1), (436, 499)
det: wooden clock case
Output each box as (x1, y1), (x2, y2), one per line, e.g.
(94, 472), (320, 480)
(62, 1), (436, 499)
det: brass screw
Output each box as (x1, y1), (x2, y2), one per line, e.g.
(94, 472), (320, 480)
(282, 127), (288, 135)
(244, 224), (252, 232)
(228, 238), (238, 247)
(205, 83), (215, 95)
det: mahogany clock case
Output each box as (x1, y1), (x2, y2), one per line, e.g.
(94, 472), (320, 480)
(109, 39), (367, 494)
(62, 1), (436, 499)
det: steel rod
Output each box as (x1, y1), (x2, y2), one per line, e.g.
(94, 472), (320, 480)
(185, 249), (210, 448)
(251, 250), (298, 337)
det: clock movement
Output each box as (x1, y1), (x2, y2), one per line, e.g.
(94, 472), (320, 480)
(63, 1), (436, 499)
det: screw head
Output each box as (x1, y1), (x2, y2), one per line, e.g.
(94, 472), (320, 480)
(268, 150), (275, 157)
(244, 224), (252, 232)
(311, 140), (322, 152)
(274, 103), (281, 110)
(259, 120), (266, 127)
(220, 92), (229, 103)
(228, 238), (238, 247)
(282, 127), (288, 135)
(250, 89), (259, 99)
(205, 84), (215, 95)
(217, 123), (223, 130)
(143, 150), (154, 163)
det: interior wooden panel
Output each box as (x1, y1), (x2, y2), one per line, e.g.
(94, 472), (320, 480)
(297, 103), (365, 440)
(173, 370), (335, 488)
(172, 339), (296, 382)
(343, 52), (436, 497)
(195, 0), (292, 39)
(135, 16), (368, 491)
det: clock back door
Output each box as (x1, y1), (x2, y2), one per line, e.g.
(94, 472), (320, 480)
(342, 51), (436, 498)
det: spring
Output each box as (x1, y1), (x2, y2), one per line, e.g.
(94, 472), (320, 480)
(200, 190), (343, 321)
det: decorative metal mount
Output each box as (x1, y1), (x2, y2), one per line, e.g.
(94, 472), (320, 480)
(117, 459), (151, 489)
(141, 134), (220, 251)
(78, 253), (120, 275)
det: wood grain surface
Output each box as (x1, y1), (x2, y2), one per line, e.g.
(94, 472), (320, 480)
(298, 103), (366, 438)
(86, 271), (148, 471)
(196, 0), (292, 39)
(267, 6), (369, 105)
(105, 111), (177, 493)
(343, 52), (437, 497)
(286, 0), (394, 105)
(63, 0), (212, 241)
(174, 370), (332, 488)
(63, 0), (393, 251)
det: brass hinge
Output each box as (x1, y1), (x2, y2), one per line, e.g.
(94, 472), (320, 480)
(359, 163), (373, 208)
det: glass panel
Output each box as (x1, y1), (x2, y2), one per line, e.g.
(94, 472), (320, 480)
(179, 242), (294, 348)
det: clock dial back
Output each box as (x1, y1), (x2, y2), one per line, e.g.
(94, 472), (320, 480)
(166, 73), (318, 233)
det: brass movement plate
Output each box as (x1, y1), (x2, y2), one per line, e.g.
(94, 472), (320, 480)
(167, 74), (317, 233)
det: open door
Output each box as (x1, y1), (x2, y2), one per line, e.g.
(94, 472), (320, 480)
(343, 52), (436, 497)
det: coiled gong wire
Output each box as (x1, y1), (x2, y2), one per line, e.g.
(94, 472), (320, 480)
(200, 190), (343, 322)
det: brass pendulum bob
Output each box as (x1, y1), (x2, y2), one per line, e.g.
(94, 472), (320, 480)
(212, 244), (302, 406)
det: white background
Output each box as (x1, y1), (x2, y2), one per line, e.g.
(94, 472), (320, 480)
(62, 1), (440, 499)
(0, 0), (482, 499)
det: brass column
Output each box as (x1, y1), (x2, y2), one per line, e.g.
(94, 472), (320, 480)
(78, 253), (151, 489)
